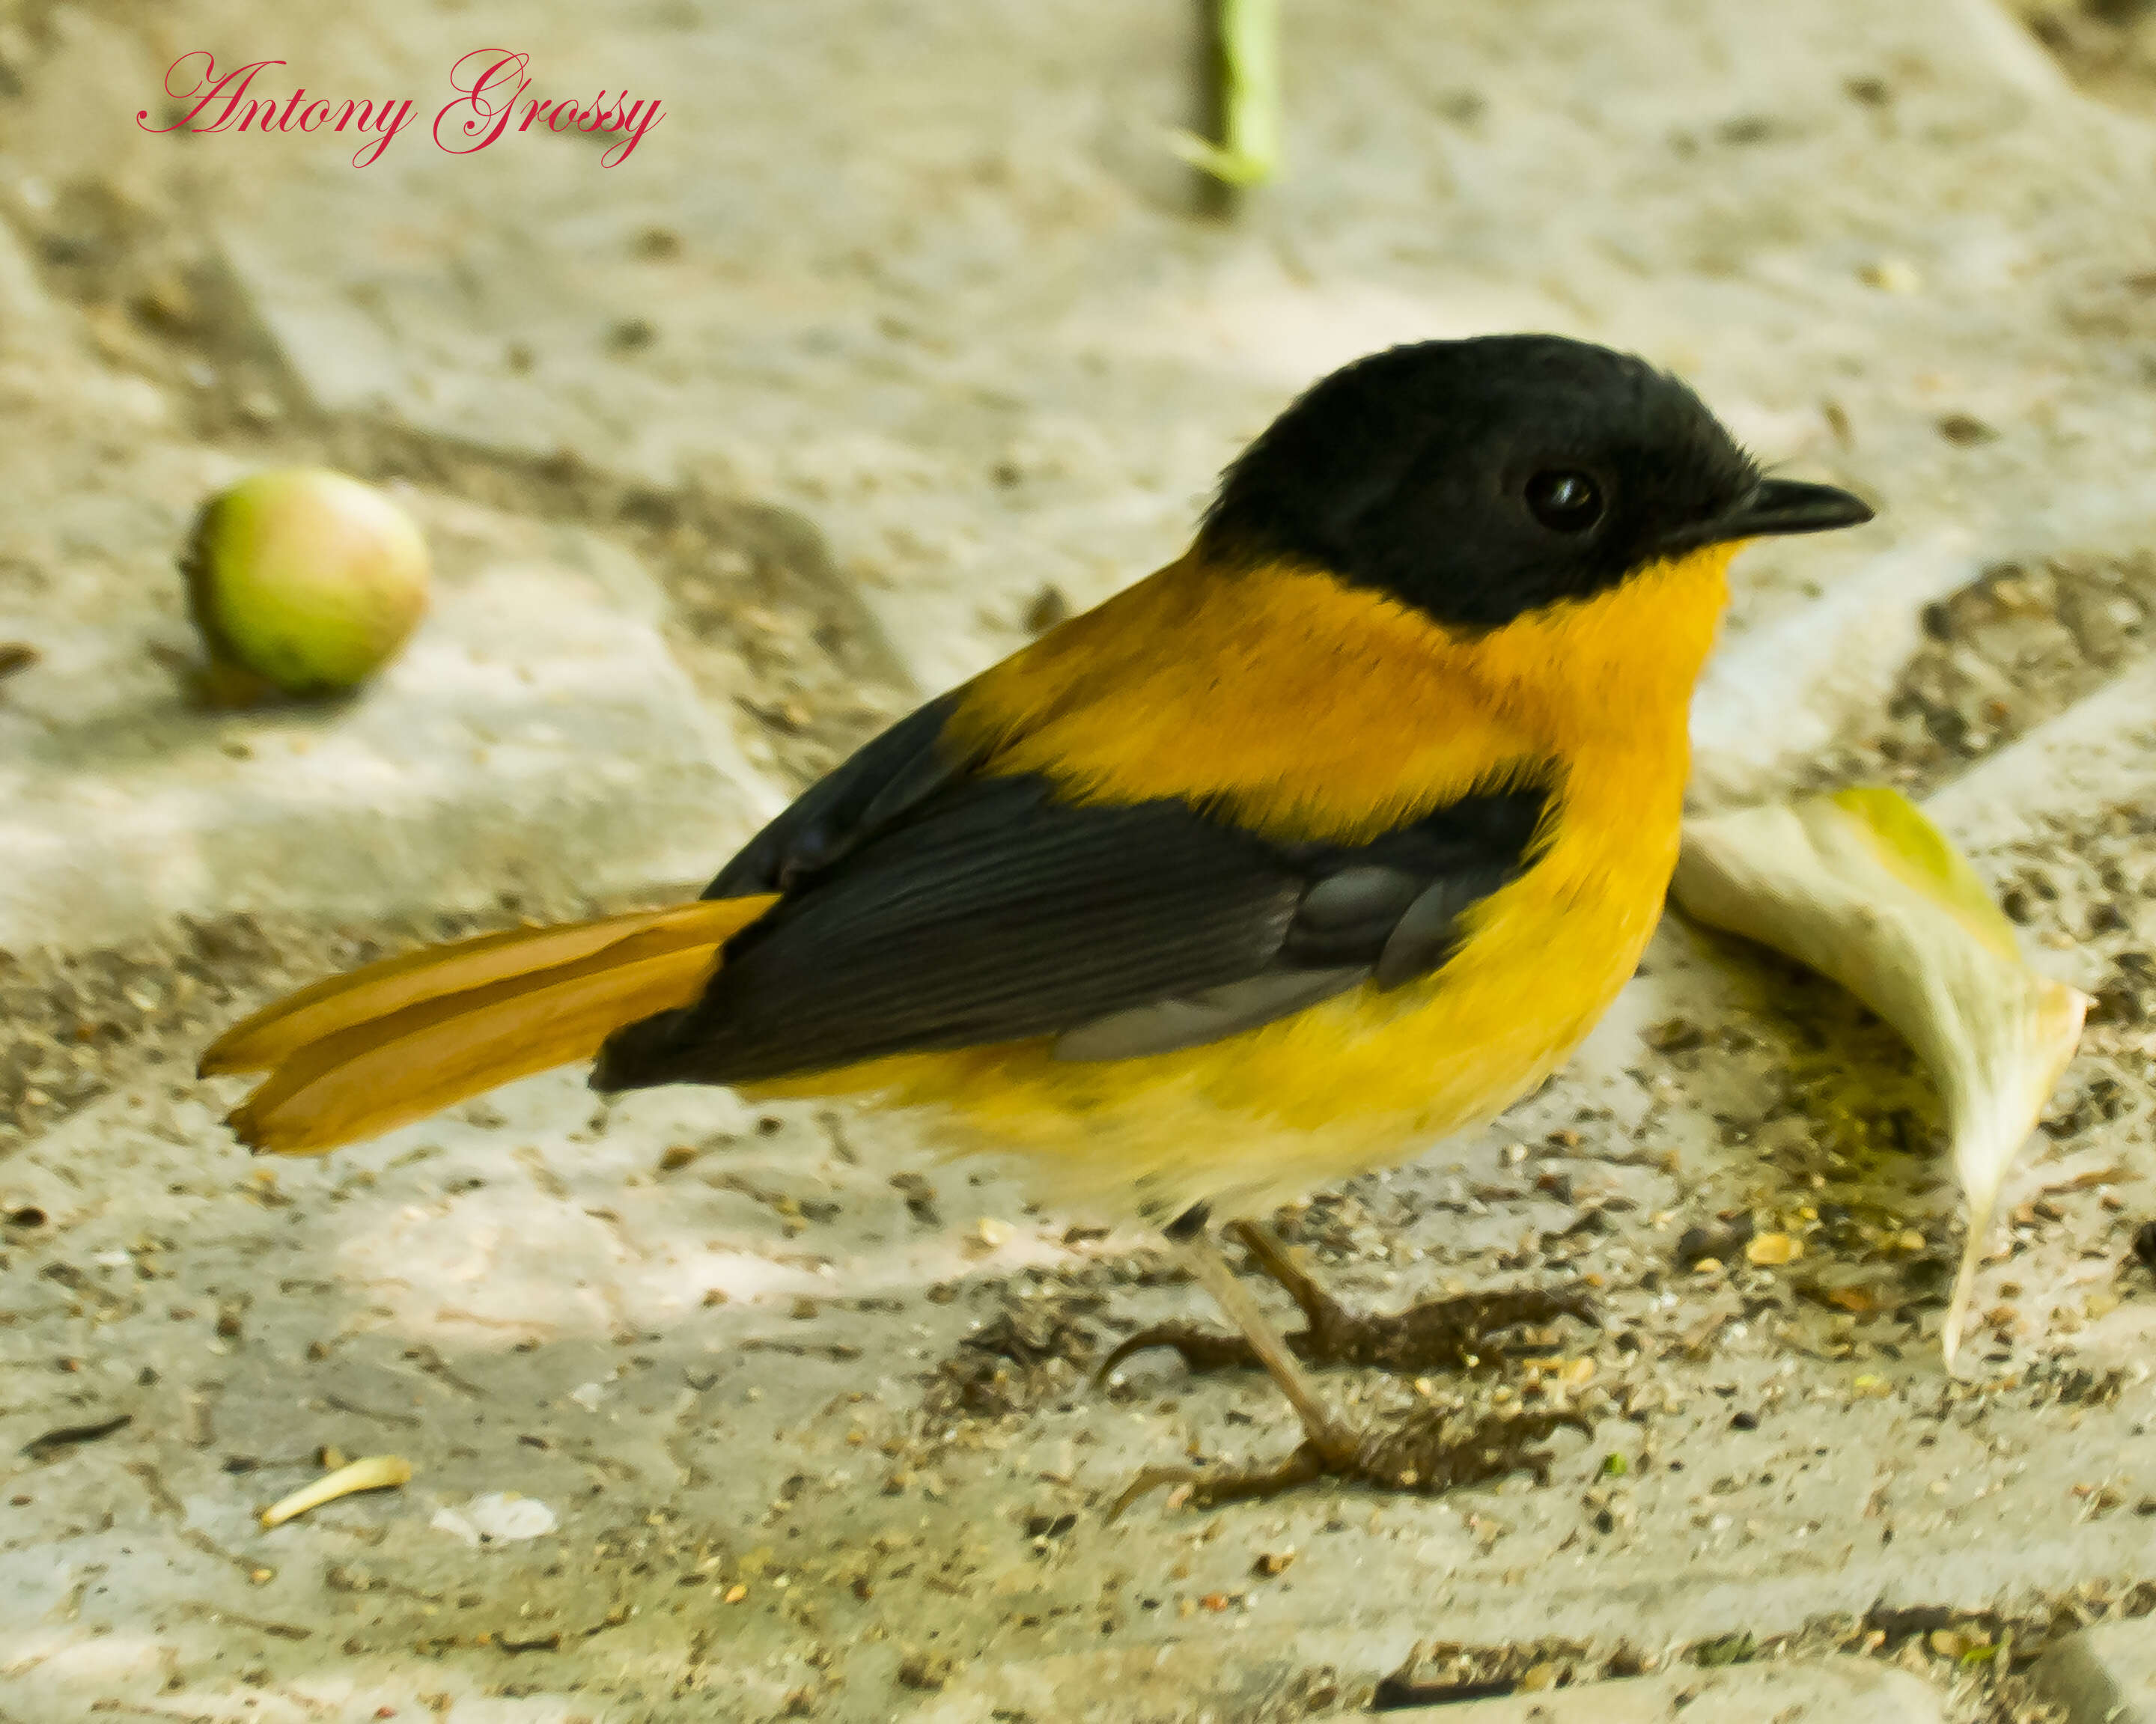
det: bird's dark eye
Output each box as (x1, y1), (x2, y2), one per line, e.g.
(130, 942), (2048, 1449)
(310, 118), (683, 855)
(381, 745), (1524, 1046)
(1524, 469), (1604, 533)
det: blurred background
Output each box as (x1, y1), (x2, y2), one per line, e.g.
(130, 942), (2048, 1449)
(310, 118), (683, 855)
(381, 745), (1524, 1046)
(6, 3), (2156, 1721)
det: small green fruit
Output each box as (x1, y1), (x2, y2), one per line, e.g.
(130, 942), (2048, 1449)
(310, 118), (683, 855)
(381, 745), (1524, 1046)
(186, 469), (429, 697)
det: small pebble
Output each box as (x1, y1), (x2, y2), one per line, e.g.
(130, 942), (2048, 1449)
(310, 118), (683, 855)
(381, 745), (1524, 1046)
(1860, 258), (1922, 293)
(1023, 585), (1071, 634)
(1936, 413), (1998, 447)
(2133, 1222), (2156, 1272)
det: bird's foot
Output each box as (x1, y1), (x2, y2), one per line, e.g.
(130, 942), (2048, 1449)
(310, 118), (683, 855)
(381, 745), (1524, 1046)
(1099, 1270), (1595, 1382)
(1108, 1404), (1590, 1517)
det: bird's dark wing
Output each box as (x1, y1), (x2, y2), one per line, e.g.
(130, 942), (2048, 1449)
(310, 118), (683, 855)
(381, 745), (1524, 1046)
(594, 772), (1549, 1090)
(702, 691), (975, 897)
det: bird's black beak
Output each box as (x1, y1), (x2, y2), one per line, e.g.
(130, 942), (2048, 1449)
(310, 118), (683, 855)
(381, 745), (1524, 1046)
(1669, 478), (1875, 553)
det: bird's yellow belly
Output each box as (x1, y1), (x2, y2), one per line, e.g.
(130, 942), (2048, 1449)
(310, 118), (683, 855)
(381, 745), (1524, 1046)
(745, 814), (1673, 1223)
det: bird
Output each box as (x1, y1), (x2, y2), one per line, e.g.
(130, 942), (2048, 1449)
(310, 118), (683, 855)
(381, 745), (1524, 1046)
(199, 334), (1873, 1507)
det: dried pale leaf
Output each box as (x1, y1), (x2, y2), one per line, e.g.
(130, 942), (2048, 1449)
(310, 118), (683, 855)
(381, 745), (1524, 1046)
(1673, 788), (2086, 1373)
(260, 1454), (412, 1527)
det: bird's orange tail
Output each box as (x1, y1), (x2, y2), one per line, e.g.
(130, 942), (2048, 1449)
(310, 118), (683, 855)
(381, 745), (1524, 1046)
(199, 897), (778, 1156)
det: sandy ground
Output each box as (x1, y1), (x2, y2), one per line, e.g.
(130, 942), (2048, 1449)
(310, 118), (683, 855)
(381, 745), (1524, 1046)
(7, 1), (2156, 1721)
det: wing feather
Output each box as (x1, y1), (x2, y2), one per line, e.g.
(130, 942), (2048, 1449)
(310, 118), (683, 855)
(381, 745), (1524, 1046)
(596, 767), (1549, 1089)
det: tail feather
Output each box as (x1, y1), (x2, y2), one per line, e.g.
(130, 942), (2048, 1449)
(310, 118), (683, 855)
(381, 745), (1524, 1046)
(201, 901), (753, 1077)
(205, 896), (777, 1156)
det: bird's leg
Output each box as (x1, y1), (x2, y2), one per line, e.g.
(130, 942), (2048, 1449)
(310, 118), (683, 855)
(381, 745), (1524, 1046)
(1100, 1216), (1595, 1383)
(1106, 1208), (1589, 1517)
(1172, 1218), (1359, 1461)
(1107, 1210), (1356, 1519)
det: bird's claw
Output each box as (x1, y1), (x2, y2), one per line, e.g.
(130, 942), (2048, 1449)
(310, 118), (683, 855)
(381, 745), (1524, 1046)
(1097, 1322), (1262, 1385)
(1107, 1405), (1592, 1517)
(1100, 1284), (1597, 1383)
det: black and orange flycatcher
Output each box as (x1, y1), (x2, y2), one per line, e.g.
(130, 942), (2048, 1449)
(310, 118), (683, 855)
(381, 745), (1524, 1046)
(201, 336), (1872, 1505)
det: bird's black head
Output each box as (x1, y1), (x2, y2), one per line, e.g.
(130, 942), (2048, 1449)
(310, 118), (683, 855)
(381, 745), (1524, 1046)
(1199, 335), (1872, 630)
